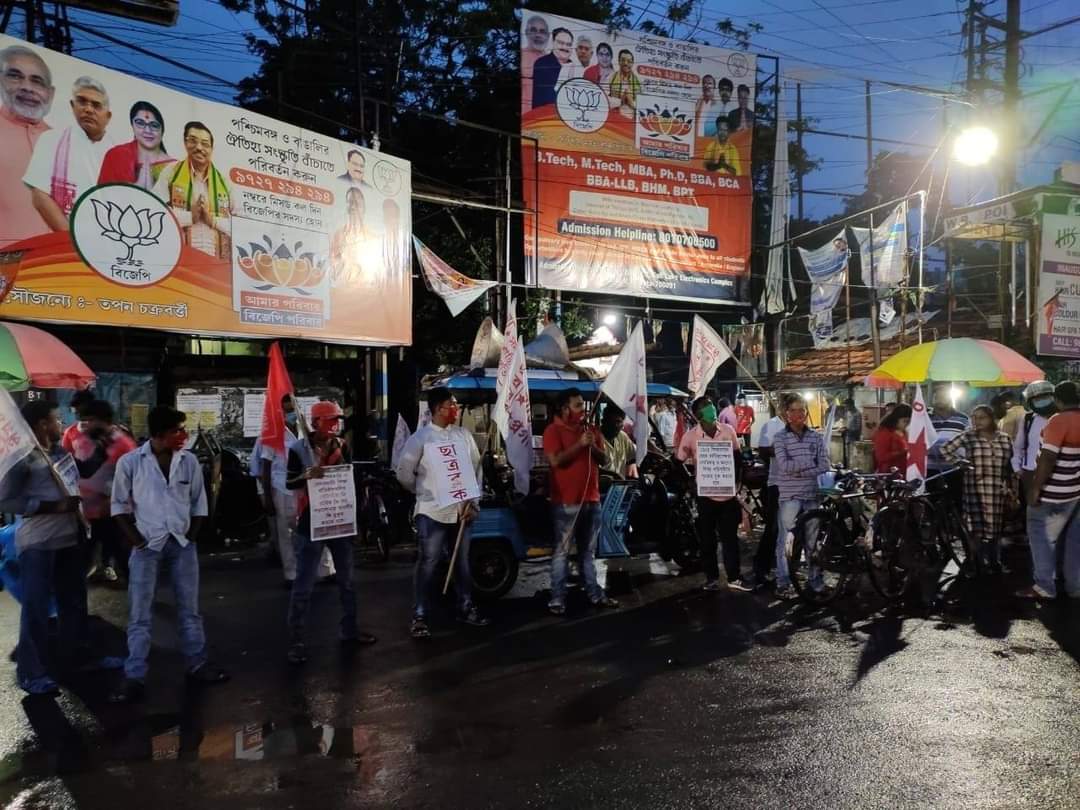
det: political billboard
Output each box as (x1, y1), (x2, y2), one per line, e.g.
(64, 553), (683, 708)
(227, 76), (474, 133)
(1037, 211), (1080, 358)
(521, 10), (755, 304)
(0, 35), (411, 345)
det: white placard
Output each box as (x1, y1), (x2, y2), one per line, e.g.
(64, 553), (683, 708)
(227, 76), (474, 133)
(175, 392), (223, 430)
(307, 464), (357, 541)
(696, 440), (737, 498)
(422, 440), (480, 509)
(55, 453), (80, 496)
(243, 392), (266, 438)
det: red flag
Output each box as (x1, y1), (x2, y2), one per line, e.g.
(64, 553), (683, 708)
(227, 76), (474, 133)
(259, 342), (295, 455)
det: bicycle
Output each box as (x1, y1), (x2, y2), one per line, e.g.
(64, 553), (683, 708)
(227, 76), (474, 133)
(353, 462), (396, 562)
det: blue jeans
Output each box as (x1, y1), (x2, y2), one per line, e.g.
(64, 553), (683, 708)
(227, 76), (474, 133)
(1027, 499), (1080, 598)
(287, 534), (357, 643)
(550, 502), (603, 606)
(16, 543), (87, 693)
(125, 538), (206, 681)
(776, 497), (820, 588)
(413, 515), (474, 619)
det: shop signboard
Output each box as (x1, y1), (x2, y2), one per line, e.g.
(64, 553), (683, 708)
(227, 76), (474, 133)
(0, 34), (411, 345)
(520, 10), (755, 304)
(1037, 212), (1080, 358)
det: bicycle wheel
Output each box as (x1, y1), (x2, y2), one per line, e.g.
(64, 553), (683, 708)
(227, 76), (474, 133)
(936, 500), (972, 571)
(866, 503), (912, 600)
(369, 494), (392, 562)
(788, 507), (852, 604)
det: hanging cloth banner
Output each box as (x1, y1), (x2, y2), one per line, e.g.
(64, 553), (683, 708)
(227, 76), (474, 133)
(413, 236), (497, 317)
(760, 81), (790, 316)
(798, 230), (849, 316)
(851, 202), (907, 292)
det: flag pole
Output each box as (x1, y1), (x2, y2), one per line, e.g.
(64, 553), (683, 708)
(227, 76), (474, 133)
(32, 440), (90, 533)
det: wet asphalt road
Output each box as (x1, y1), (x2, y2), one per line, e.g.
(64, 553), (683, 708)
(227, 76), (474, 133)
(0, 538), (1078, 810)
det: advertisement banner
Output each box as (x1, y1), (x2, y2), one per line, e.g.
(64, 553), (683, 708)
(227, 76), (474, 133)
(797, 230), (848, 314)
(851, 203), (907, 291)
(0, 35), (411, 345)
(1037, 212), (1080, 358)
(521, 11), (755, 304)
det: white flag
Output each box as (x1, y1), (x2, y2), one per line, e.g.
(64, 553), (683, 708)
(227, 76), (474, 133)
(493, 299), (520, 437)
(906, 384), (938, 483)
(600, 322), (649, 465)
(413, 236), (497, 317)
(687, 315), (733, 400)
(0, 387), (39, 482)
(391, 413), (411, 469)
(494, 340), (532, 495)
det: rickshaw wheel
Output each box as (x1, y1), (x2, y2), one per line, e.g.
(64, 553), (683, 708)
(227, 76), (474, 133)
(469, 539), (519, 600)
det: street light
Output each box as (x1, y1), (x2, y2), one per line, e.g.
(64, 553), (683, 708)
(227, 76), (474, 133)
(601, 312), (618, 327)
(953, 126), (999, 167)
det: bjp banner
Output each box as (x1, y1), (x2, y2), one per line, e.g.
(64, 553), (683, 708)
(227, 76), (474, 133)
(0, 34), (411, 345)
(521, 10), (755, 304)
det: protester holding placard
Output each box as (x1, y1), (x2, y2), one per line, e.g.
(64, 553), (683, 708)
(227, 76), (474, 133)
(284, 400), (376, 664)
(0, 400), (85, 696)
(676, 396), (748, 592)
(543, 388), (620, 616)
(109, 405), (229, 703)
(395, 387), (489, 640)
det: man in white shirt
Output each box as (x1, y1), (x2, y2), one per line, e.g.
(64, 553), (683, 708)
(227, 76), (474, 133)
(752, 407), (786, 590)
(109, 405), (229, 703)
(152, 121), (232, 258)
(557, 35), (593, 89)
(1013, 381), (1057, 492)
(24, 75), (114, 230)
(396, 387), (489, 638)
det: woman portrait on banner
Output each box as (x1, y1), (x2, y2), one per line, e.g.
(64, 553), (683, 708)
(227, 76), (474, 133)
(872, 403), (911, 474)
(583, 42), (615, 94)
(97, 101), (171, 190)
(329, 186), (376, 287)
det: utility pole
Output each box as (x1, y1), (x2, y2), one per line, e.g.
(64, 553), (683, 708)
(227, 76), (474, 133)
(865, 80), (874, 191)
(796, 83), (805, 222)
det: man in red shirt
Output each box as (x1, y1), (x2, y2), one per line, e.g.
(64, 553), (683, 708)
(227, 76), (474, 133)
(61, 389), (95, 455)
(734, 394), (755, 449)
(543, 388), (620, 616)
(677, 396), (749, 591)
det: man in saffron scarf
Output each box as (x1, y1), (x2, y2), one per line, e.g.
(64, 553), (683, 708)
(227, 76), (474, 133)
(152, 121), (232, 259)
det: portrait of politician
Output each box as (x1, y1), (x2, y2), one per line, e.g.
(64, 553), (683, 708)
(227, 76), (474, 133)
(0, 45), (54, 248)
(338, 149), (372, 188)
(329, 186), (375, 287)
(557, 34), (593, 88)
(152, 121), (232, 259)
(98, 101), (172, 190)
(703, 118), (742, 176)
(609, 49), (641, 119)
(727, 83), (753, 132)
(531, 27), (573, 109)
(23, 75), (115, 232)
(521, 14), (550, 115)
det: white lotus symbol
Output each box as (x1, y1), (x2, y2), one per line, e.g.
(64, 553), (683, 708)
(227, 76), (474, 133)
(566, 85), (601, 122)
(90, 199), (165, 262)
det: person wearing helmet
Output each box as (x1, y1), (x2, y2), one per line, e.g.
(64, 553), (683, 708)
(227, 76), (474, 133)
(284, 399), (376, 664)
(1013, 381), (1057, 489)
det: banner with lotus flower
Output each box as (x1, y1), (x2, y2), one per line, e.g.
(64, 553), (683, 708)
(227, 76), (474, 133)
(0, 34), (412, 345)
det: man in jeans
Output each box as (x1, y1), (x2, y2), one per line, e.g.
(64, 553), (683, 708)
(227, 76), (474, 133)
(285, 400), (377, 664)
(772, 395), (830, 598)
(110, 406), (229, 702)
(396, 387), (489, 639)
(0, 400), (84, 695)
(1020, 381), (1080, 601)
(752, 404), (786, 590)
(543, 388), (619, 616)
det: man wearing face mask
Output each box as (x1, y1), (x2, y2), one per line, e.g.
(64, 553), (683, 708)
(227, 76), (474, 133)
(599, 402), (637, 479)
(285, 400), (377, 664)
(396, 387), (488, 639)
(677, 397), (749, 591)
(109, 406), (229, 703)
(254, 394), (334, 587)
(69, 399), (135, 584)
(1012, 381), (1056, 496)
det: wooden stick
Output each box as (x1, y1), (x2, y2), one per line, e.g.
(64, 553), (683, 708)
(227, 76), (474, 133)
(442, 517), (468, 595)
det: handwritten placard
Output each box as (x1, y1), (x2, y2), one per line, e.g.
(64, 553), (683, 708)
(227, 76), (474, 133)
(422, 440), (480, 509)
(307, 464), (357, 541)
(696, 440), (737, 497)
(54, 453), (80, 496)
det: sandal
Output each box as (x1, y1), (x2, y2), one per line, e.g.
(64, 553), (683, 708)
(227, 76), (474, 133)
(186, 662), (230, 684)
(410, 618), (431, 639)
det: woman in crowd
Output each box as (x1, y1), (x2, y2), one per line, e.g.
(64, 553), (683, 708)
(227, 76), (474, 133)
(98, 101), (171, 190)
(873, 403), (911, 474)
(940, 404), (1014, 572)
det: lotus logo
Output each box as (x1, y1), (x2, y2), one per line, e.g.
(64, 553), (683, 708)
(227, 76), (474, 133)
(236, 235), (327, 295)
(71, 184), (183, 287)
(556, 78), (608, 133)
(637, 105), (692, 140)
(91, 199), (165, 262)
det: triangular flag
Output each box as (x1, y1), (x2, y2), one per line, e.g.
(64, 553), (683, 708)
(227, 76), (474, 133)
(391, 413), (411, 469)
(494, 340), (533, 496)
(906, 384), (938, 483)
(0, 387), (39, 482)
(600, 322), (649, 465)
(413, 236), (497, 317)
(687, 315), (733, 400)
(494, 299), (520, 437)
(259, 342), (295, 456)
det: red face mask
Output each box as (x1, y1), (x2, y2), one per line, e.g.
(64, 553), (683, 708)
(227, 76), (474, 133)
(445, 404), (460, 424)
(167, 429), (188, 451)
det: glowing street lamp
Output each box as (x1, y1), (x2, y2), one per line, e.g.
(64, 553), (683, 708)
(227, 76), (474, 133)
(601, 312), (618, 327)
(953, 126), (999, 167)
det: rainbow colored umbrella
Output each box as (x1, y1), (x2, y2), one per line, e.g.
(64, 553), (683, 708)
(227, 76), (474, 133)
(866, 338), (1043, 389)
(0, 322), (95, 391)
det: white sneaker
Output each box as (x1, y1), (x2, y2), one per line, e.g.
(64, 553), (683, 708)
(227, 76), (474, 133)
(103, 566), (118, 582)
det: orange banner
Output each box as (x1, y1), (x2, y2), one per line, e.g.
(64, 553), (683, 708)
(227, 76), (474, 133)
(520, 11), (755, 304)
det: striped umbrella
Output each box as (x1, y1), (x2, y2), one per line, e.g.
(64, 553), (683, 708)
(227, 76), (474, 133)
(865, 338), (1044, 389)
(0, 321), (95, 391)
